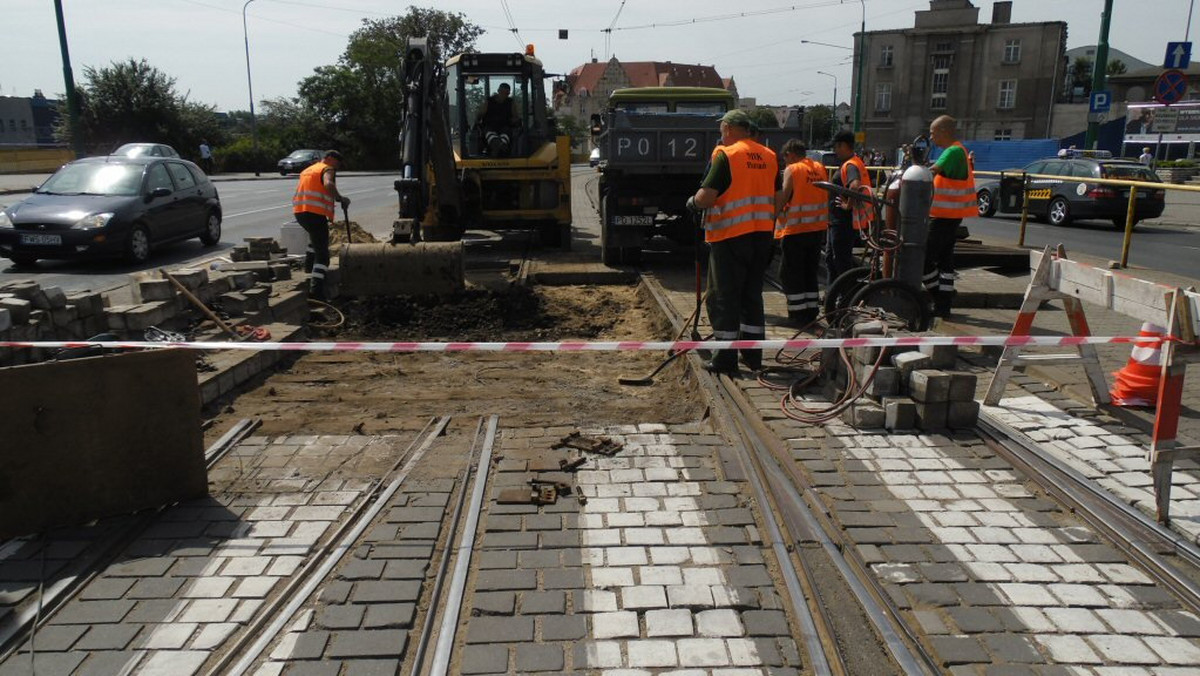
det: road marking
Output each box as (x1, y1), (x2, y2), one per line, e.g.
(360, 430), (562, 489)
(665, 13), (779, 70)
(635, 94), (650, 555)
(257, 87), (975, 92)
(225, 187), (381, 220)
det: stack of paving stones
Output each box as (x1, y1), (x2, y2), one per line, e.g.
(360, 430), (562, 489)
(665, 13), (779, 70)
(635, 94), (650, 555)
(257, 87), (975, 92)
(231, 236), (289, 263)
(0, 434), (399, 676)
(0, 268), (306, 368)
(833, 322), (980, 432)
(457, 423), (803, 675)
(739, 372), (1200, 672)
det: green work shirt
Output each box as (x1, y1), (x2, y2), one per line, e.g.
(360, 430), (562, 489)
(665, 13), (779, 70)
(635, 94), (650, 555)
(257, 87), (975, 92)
(701, 150), (732, 195)
(934, 143), (969, 180)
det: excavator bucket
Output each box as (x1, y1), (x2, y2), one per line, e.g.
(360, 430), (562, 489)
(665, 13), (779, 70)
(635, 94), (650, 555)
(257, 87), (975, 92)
(337, 242), (464, 297)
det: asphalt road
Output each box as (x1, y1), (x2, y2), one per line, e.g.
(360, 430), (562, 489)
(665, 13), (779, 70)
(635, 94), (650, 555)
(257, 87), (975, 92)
(0, 175), (400, 295)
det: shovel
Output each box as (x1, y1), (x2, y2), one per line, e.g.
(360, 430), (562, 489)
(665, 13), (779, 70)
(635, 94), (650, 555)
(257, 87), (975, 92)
(341, 203), (351, 242)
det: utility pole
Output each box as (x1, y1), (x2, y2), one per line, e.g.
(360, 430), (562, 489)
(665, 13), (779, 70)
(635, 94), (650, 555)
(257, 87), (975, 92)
(1084, 0), (1114, 150)
(818, 70), (838, 141)
(243, 0), (261, 176)
(53, 0), (84, 158)
(852, 0), (866, 144)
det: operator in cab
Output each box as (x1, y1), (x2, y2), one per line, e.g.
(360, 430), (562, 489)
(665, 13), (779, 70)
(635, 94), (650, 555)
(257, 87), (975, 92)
(477, 83), (520, 157)
(292, 150), (350, 301)
(687, 109), (777, 375)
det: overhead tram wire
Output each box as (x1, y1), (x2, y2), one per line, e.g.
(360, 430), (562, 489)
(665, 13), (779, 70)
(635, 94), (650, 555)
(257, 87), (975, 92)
(500, 0), (526, 50)
(174, 0), (348, 37)
(603, 0), (628, 59)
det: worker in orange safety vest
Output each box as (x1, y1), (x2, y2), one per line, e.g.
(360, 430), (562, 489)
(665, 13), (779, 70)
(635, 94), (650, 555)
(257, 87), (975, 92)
(687, 109), (778, 374)
(774, 139), (829, 328)
(292, 150), (350, 300)
(927, 115), (976, 317)
(827, 131), (872, 282)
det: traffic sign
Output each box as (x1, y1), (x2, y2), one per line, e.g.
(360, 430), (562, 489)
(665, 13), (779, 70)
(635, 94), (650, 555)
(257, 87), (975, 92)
(1155, 69), (1189, 105)
(1165, 41), (1192, 69)
(1153, 107), (1180, 133)
(1089, 90), (1112, 114)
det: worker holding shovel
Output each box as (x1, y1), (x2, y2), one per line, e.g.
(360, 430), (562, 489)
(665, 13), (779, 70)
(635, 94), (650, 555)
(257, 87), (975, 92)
(292, 149), (351, 300)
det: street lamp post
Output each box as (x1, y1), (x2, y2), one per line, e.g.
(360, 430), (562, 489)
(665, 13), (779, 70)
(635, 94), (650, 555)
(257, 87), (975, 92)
(852, 0), (866, 143)
(243, 0), (260, 176)
(817, 71), (837, 141)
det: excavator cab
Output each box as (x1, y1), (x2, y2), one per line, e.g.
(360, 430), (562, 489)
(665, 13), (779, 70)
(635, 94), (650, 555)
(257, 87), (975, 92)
(447, 53), (553, 160)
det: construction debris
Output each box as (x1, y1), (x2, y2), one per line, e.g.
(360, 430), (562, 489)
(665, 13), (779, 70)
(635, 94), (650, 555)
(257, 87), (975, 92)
(552, 431), (624, 456)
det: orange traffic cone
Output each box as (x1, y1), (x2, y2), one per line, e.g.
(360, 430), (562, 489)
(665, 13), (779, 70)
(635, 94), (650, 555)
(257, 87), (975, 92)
(1110, 322), (1165, 407)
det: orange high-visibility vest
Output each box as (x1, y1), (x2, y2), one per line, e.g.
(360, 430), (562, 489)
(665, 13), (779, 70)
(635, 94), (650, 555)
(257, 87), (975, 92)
(704, 140), (777, 243)
(293, 161), (335, 218)
(839, 154), (873, 230)
(930, 141), (977, 219)
(775, 158), (829, 238)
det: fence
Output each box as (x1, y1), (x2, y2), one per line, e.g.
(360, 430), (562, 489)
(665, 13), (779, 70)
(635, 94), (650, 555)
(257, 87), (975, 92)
(0, 147), (74, 175)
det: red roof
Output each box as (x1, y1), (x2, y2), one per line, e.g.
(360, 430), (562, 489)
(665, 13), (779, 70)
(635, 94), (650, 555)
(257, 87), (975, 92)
(566, 59), (724, 95)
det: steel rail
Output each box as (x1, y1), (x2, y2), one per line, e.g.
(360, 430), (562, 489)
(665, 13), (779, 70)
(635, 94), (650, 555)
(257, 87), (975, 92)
(0, 418), (261, 663)
(641, 274), (939, 675)
(426, 415), (499, 676)
(214, 415), (454, 676)
(978, 411), (1200, 613)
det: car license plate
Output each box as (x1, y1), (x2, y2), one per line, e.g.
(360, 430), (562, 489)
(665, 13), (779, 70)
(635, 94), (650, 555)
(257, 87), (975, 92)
(611, 215), (653, 226)
(20, 233), (62, 246)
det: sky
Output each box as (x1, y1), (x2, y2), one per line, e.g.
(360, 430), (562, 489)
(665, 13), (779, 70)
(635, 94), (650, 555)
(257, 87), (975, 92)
(2, 0), (1197, 112)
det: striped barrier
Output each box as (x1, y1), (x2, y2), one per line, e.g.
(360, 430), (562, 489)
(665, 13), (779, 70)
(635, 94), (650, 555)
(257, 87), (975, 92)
(0, 335), (1184, 354)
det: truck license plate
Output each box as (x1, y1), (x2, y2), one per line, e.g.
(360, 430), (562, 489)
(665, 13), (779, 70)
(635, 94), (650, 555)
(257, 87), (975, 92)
(611, 215), (653, 226)
(20, 233), (61, 245)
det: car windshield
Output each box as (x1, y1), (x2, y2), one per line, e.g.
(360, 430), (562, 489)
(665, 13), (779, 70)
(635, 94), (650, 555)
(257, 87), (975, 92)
(289, 151), (314, 159)
(676, 102), (727, 114)
(614, 102), (669, 113)
(1103, 164), (1158, 181)
(116, 144), (154, 157)
(39, 163), (142, 196)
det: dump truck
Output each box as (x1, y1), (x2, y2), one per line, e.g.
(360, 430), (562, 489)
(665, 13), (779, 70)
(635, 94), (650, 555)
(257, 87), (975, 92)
(591, 87), (801, 265)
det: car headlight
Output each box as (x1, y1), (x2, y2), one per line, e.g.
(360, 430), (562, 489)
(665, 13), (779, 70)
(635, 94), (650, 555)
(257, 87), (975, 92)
(0, 211), (12, 229)
(72, 212), (114, 230)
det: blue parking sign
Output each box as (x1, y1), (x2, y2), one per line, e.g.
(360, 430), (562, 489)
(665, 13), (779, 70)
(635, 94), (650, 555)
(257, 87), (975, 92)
(1089, 90), (1111, 113)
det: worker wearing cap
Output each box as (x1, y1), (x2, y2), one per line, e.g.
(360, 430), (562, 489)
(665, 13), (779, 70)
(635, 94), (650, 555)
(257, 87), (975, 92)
(292, 149), (351, 300)
(687, 109), (778, 374)
(827, 130), (872, 282)
(927, 115), (975, 317)
(774, 139), (828, 327)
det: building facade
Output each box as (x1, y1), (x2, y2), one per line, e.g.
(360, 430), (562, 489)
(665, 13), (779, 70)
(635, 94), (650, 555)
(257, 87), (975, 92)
(553, 57), (735, 128)
(0, 91), (61, 147)
(852, 0), (1065, 151)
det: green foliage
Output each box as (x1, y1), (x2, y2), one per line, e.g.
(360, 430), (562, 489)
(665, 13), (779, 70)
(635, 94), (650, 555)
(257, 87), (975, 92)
(58, 58), (225, 160)
(1107, 59), (1127, 76)
(1157, 159), (1196, 168)
(748, 108), (779, 130)
(554, 113), (588, 146)
(802, 105), (834, 148)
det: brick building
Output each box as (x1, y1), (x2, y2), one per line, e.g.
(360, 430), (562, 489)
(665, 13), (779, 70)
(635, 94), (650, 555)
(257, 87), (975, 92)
(553, 57), (736, 128)
(851, 0), (1066, 151)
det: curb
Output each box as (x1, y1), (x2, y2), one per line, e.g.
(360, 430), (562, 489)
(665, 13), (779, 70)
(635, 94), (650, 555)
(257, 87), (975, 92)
(0, 171), (397, 197)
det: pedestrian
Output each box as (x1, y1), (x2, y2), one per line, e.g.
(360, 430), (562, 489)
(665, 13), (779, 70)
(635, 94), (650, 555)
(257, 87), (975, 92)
(774, 139), (828, 328)
(477, 83), (520, 157)
(926, 115), (976, 318)
(1139, 146), (1154, 166)
(292, 150), (351, 300)
(826, 130), (872, 283)
(687, 109), (778, 374)
(199, 139), (214, 174)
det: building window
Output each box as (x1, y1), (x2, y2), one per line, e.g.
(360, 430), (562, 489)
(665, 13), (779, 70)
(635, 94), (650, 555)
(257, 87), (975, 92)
(875, 83), (892, 112)
(1003, 39), (1021, 64)
(930, 55), (951, 110)
(20, 120), (27, 130)
(7, 120), (15, 132)
(998, 79), (1017, 109)
(994, 128), (1013, 140)
(934, 41), (953, 53)
(880, 45), (893, 67)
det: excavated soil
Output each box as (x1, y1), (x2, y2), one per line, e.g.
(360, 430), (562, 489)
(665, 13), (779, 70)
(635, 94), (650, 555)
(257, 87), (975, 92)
(205, 284), (704, 441)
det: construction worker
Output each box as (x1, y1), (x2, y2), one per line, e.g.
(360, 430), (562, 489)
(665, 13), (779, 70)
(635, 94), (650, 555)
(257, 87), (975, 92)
(292, 149), (350, 300)
(774, 139), (828, 327)
(827, 130), (872, 282)
(927, 114), (976, 317)
(477, 83), (520, 157)
(687, 109), (777, 374)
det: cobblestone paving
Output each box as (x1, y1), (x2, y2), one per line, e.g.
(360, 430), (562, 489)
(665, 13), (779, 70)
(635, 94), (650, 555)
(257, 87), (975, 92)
(985, 394), (1200, 545)
(0, 435), (400, 676)
(458, 423), (803, 675)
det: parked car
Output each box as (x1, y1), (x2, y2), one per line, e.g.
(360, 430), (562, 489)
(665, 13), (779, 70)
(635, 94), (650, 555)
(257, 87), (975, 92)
(976, 157), (1165, 228)
(277, 149), (322, 175)
(0, 156), (222, 267)
(113, 142), (180, 158)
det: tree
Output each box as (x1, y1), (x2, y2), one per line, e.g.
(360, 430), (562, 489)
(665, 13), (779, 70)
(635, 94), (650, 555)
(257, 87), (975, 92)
(294, 7), (484, 168)
(57, 58), (224, 159)
(802, 105), (834, 148)
(1071, 56), (1094, 94)
(554, 113), (589, 150)
(748, 108), (780, 130)
(1107, 59), (1127, 76)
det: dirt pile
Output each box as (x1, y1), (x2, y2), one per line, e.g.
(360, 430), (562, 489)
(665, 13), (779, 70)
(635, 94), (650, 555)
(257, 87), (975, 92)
(327, 221), (379, 248)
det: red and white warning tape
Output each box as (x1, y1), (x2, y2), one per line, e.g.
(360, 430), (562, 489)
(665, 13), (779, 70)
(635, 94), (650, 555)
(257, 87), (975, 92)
(0, 335), (1183, 353)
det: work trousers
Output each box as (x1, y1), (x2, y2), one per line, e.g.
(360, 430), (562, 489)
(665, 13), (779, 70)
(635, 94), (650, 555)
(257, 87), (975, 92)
(825, 217), (859, 284)
(296, 211), (331, 300)
(923, 217), (959, 316)
(778, 230), (825, 327)
(705, 231), (773, 370)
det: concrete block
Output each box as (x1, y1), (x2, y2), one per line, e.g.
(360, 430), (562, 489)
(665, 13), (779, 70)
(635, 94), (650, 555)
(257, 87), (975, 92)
(0, 297), (32, 324)
(219, 292), (252, 316)
(892, 351), (932, 379)
(864, 365), (900, 398)
(267, 290), (307, 324)
(230, 271), (257, 290)
(122, 302), (174, 331)
(910, 369), (951, 403)
(66, 293), (104, 318)
(842, 401), (886, 429)
(0, 308), (10, 332)
(222, 262), (273, 283)
(171, 268), (209, 290)
(0, 280), (40, 301)
(947, 401), (981, 429)
(948, 372), (979, 402)
(242, 287), (271, 311)
(50, 306), (79, 328)
(137, 279), (176, 303)
(919, 343), (958, 369)
(852, 320), (887, 337)
(41, 286), (68, 309)
(915, 401), (949, 430)
(883, 396), (918, 430)
(269, 263), (292, 281)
